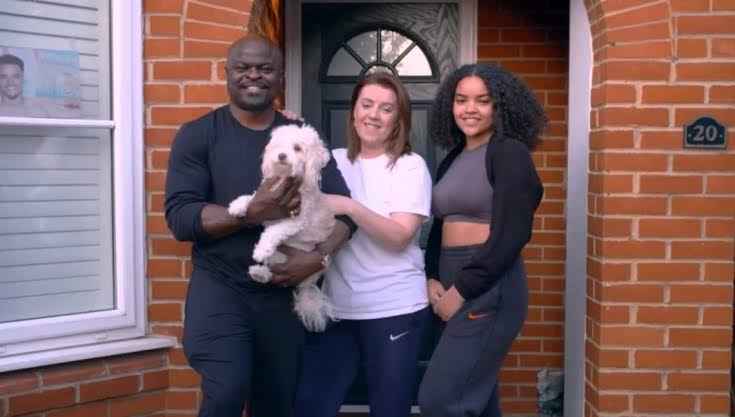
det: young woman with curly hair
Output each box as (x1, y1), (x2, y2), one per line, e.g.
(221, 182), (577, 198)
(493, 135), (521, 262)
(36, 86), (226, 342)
(417, 63), (547, 417)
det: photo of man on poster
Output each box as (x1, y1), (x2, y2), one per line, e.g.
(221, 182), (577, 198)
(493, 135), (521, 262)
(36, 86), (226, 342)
(0, 53), (49, 117)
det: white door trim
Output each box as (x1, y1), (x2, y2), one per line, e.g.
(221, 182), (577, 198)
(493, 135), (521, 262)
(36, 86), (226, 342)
(284, 0), (477, 113)
(564, 0), (592, 416)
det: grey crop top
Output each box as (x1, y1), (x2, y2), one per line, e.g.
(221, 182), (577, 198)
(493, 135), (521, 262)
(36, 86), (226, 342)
(431, 143), (493, 223)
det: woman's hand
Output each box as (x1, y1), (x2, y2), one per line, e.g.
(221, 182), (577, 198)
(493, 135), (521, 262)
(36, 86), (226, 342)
(427, 278), (446, 306)
(323, 194), (354, 216)
(434, 286), (464, 322)
(278, 109), (304, 122)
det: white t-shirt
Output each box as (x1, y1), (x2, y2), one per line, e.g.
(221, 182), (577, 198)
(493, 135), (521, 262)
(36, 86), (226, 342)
(324, 149), (432, 320)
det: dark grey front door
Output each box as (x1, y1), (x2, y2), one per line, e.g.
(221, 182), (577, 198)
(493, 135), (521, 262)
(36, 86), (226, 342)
(300, 2), (459, 408)
(301, 2), (458, 176)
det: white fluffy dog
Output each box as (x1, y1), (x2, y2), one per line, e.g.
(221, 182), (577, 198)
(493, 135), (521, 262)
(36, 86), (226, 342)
(228, 124), (336, 332)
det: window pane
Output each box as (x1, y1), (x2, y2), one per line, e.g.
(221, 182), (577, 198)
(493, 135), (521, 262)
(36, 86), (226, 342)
(0, 126), (114, 323)
(346, 31), (378, 63)
(0, 0), (111, 120)
(395, 46), (432, 76)
(327, 48), (363, 77)
(380, 30), (412, 65)
(365, 65), (393, 76)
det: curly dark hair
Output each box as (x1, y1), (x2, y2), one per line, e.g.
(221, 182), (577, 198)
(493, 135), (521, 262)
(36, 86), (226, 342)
(430, 63), (546, 151)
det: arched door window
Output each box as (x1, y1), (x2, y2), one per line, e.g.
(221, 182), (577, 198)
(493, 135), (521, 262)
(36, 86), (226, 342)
(323, 28), (437, 81)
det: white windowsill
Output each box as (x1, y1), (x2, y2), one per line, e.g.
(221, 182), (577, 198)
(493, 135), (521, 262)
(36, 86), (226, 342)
(0, 336), (176, 373)
(0, 116), (115, 128)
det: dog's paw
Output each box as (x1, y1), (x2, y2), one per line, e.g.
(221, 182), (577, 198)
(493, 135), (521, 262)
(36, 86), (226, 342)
(252, 243), (275, 263)
(248, 264), (272, 283)
(228, 195), (253, 217)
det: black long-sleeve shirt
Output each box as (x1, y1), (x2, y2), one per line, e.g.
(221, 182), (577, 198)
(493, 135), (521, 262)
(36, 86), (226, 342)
(165, 106), (354, 290)
(425, 137), (543, 300)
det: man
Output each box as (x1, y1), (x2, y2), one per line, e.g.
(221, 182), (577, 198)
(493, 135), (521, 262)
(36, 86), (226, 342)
(0, 54), (48, 117)
(165, 35), (355, 417)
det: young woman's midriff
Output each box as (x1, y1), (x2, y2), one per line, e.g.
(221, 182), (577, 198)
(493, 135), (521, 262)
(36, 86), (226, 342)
(442, 221), (490, 247)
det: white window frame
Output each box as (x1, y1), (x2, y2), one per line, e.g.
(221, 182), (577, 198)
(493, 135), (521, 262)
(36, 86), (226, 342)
(0, 0), (174, 373)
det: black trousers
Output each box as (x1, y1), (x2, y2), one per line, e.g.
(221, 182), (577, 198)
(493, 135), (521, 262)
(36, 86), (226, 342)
(418, 245), (528, 417)
(183, 269), (305, 417)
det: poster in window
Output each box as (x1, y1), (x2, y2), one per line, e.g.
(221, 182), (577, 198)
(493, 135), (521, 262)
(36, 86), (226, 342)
(0, 46), (82, 118)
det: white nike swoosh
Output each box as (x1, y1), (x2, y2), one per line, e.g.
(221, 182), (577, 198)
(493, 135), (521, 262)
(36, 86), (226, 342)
(389, 331), (410, 342)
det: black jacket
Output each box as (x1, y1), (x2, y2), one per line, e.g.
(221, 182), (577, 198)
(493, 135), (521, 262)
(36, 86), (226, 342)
(425, 136), (543, 300)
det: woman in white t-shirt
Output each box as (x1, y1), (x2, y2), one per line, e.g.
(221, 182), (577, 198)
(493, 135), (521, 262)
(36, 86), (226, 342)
(294, 72), (432, 417)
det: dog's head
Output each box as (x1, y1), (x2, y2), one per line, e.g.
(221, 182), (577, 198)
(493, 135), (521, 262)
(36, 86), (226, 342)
(261, 124), (330, 188)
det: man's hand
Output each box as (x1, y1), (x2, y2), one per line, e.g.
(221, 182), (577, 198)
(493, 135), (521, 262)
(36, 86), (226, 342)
(269, 245), (324, 287)
(278, 109), (304, 122)
(244, 176), (302, 224)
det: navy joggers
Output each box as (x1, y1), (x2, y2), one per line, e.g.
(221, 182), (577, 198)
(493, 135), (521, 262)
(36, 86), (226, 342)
(295, 307), (431, 417)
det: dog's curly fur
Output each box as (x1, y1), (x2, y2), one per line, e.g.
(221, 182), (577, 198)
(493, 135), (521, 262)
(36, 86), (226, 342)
(228, 124), (336, 332)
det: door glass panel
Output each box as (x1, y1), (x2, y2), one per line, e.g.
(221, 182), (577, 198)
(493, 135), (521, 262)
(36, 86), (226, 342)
(326, 29), (436, 80)
(395, 46), (432, 76)
(326, 48), (363, 76)
(365, 65), (393, 76)
(380, 30), (412, 65)
(346, 31), (378, 63)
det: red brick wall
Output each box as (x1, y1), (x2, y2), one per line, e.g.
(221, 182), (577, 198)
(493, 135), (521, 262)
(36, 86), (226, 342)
(585, 1), (735, 416)
(145, 0), (254, 414)
(0, 351), (169, 417)
(476, 1), (570, 414)
(5, 1), (734, 416)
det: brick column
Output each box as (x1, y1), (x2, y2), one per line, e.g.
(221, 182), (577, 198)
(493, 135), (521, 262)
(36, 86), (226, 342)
(143, 0), (254, 412)
(585, 1), (734, 416)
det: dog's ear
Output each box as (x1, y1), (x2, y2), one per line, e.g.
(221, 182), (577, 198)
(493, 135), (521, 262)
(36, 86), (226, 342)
(300, 125), (330, 189)
(314, 140), (330, 170)
(261, 140), (274, 179)
(304, 125), (330, 170)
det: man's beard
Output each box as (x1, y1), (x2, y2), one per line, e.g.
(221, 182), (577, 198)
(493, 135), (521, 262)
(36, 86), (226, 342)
(238, 98), (271, 112)
(229, 83), (275, 112)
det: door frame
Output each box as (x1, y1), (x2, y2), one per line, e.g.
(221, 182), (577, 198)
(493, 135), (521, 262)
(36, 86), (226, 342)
(284, 0), (478, 113)
(564, 1), (591, 417)
(283, 2), (592, 416)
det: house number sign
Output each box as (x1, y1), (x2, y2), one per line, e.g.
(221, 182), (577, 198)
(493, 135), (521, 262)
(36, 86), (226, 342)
(684, 117), (727, 149)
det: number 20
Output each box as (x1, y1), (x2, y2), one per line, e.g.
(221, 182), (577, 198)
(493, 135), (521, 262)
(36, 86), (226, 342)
(692, 125), (718, 142)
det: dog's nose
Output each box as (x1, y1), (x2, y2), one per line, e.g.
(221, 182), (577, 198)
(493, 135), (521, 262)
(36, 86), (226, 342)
(278, 153), (287, 161)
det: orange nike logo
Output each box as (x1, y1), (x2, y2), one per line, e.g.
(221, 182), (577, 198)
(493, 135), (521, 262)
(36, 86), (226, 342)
(467, 311), (489, 320)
